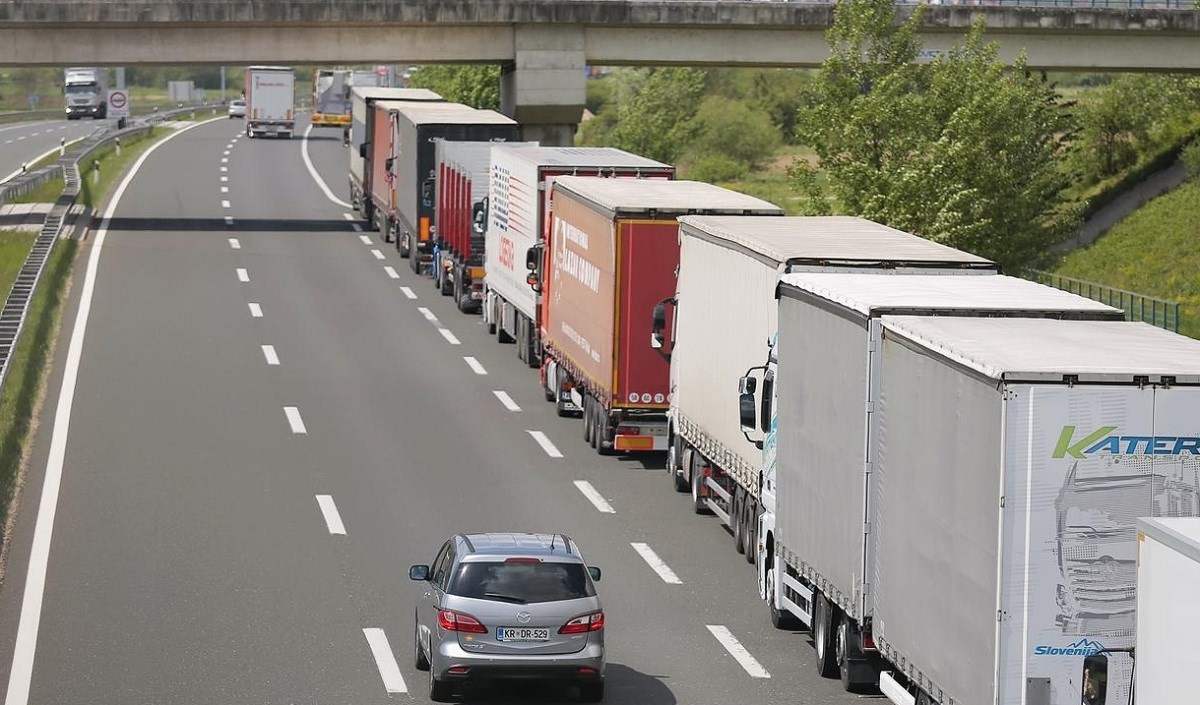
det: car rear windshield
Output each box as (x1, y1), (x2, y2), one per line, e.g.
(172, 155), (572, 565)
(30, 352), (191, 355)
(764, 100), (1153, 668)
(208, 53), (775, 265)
(449, 561), (595, 603)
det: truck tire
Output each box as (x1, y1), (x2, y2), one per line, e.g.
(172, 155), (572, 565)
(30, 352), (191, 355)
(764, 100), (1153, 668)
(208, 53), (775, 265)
(690, 456), (711, 514)
(440, 268), (453, 296)
(399, 232), (411, 258)
(496, 306), (514, 344)
(595, 407), (614, 456)
(669, 442), (689, 493)
(589, 402), (600, 449)
(745, 502), (758, 565)
(410, 244), (422, 273)
(813, 592), (839, 678)
(916, 691), (936, 705)
(554, 369), (572, 418)
(583, 397), (593, 444)
(836, 614), (879, 694)
(733, 489), (747, 554)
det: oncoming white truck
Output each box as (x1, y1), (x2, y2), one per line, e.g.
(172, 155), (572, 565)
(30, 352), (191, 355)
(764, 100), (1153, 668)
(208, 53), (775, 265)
(747, 309), (1200, 704)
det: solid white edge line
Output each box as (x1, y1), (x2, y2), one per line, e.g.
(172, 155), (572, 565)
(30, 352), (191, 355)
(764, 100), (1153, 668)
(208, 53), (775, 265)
(463, 356), (487, 375)
(301, 124), (354, 208)
(2, 117), (224, 705)
(315, 495), (346, 536)
(363, 628), (407, 694)
(400, 286), (416, 300)
(236, 268), (249, 282)
(383, 266), (399, 279)
(283, 406), (307, 435)
(630, 543), (683, 585)
(528, 431), (563, 459)
(438, 329), (461, 346)
(371, 249), (386, 261)
(493, 390), (521, 412)
(572, 481), (615, 514)
(0, 136), (87, 184)
(228, 237), (240, 249)
(248, 302), (263, 318)
(417, 307), (437, 322)
(261, 345), (280, 366)
(705, 625), (771, 678)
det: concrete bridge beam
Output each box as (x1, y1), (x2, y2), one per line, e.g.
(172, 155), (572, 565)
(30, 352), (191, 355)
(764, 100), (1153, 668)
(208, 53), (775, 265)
(500, 26), (586, 147)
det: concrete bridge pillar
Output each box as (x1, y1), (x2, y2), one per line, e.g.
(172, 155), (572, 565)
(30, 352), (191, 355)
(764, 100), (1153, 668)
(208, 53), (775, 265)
(500, 26), (586, 147)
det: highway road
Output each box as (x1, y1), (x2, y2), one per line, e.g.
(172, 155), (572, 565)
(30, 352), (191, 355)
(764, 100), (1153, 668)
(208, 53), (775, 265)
(0, 116), (867, 704)
(0, 120), (100, 183)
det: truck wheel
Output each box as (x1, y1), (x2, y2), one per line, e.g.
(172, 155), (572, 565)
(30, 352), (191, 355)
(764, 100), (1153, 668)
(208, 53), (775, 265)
(583, 397), (593, 444)
(543, 367), (556, 402)
(399, 233), (410, 258)
(836, 614), (878, 694)
(589, 402), (600, 450)
(440, 268), (453, 296)
(497, 310), (514, 344)
(554, 369), (572, 418)
(670, 443), (689, 493)
(916, 691), (936, 705)
(486, 303), (497, 335)
(767, 568), (802, 630)
(690, 457), (711, 514)
(595, 408), (614, 456)
(410, 246), (422, 273)
(744, 503), (758, 565)
(813, 592), (839, 678)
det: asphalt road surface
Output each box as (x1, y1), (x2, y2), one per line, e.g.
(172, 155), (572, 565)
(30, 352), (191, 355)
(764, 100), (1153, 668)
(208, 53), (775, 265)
(0, 120), (100, 183)
(0, 116), (872, 704)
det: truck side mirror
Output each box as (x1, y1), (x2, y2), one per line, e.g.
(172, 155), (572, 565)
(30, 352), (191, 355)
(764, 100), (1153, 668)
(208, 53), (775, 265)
(1081, 654), (1108, 705)
(738, 376), (758, 433)
(384, 156), (394, 173)
(359, 143), (366, 159)
(525, 246), (540, 272)
(760, 369), (775, 434)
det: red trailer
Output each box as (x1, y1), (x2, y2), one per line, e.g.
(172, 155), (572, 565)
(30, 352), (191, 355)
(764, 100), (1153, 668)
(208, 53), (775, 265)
(531, 177), (782, 455)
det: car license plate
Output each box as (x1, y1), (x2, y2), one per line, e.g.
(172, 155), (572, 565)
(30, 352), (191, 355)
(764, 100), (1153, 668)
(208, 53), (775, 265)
(497, 627), (549, 642)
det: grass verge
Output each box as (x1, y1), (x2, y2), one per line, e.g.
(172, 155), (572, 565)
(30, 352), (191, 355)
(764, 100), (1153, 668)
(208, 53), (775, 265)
(0, 238), (78, 582)
(0, 232), (38, 296)
(1051, 175), (1200, 338)
(77, 127), (160, 208)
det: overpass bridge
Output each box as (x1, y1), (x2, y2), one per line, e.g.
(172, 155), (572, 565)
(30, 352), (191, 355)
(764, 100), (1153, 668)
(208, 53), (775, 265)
(3, 1), (1198, 144)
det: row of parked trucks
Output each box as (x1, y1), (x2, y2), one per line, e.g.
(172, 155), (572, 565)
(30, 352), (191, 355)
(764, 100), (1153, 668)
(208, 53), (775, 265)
(345, 85), (1200, 704)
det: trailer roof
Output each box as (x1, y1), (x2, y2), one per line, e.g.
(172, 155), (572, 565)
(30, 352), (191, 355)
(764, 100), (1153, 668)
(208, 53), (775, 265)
(388, 102), (517, 126)
(678, 216), (995, 269)
(880, 316), (1200, 383)
(437, 140), (538, 161)
(553, 177), (782, 217)
(779, 273), (1121, 318)
(1138, 518), (1200, 565)
(493, 145), (672, 170)
(247, 65), (293, 71)
(351, 87), (442, 102)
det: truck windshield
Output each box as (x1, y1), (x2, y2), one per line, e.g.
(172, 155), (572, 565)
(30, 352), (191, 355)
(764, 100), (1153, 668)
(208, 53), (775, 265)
(65, 85), (96, 94)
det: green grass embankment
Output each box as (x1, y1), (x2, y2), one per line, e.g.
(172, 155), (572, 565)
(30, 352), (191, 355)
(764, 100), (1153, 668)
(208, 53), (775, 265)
(1052, 175), (1200, 339)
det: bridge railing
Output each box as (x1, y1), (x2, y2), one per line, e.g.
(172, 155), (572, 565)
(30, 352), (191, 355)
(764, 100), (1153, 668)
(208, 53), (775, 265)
(1027, 270), (1182, 333)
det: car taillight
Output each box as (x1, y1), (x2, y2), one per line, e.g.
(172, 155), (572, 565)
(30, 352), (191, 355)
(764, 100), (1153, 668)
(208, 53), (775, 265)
(862, 630), (876, 650)
(437, 609), (488, 634)
(505, 557), (541, 564)
(616, 425), (640, 436)
(559, 611), (604, 634)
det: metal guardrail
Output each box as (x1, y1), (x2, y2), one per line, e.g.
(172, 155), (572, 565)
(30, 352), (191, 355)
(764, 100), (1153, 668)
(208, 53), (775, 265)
(0, 103), (219, 389)
(1028, 270), (1182, 333)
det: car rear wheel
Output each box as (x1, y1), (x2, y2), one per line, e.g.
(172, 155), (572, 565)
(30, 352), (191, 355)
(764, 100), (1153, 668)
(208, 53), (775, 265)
(579, 681), (604, 702)
(413, 621), (429, 671)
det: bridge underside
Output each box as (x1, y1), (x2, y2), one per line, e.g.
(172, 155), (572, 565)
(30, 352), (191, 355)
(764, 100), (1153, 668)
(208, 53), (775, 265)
(4, 25), (1199, 72)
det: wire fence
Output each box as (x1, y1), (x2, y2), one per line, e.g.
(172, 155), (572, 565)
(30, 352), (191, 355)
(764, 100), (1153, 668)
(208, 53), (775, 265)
(1028, 270), (1182, 332)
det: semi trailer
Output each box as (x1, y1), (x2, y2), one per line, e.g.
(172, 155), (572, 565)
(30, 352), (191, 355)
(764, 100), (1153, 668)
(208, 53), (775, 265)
(244, 66), (295, 139)
(657, 216), (996, 562)
(482, 146), (674, 368)
(348, 88), (443, 225)
(311, 69), (351, 127)
(531, 178), (781, 455)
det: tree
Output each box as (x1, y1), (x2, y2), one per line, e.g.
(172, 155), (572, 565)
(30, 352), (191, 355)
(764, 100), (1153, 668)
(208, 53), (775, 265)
(407, 65), (501, 110)
(682, 96), (781, 179)
(796, 0), (1070, 271)
(604, 68), (708, 163)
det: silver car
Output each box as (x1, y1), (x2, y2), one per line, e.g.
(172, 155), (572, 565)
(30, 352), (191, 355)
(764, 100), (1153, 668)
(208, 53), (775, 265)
(227, 98), (246, 119)
(410, 532), (605, 702)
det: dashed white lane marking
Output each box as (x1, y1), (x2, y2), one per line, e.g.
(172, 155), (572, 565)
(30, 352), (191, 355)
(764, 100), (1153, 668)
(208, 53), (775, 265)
(2, 140), (10, 145)
(358, 235), (372, 245)
(220, 176), (228, 182)
(463, 356), (487, 375)
(384, 266), (399, 279)
(371, 249), (386, 261)
(528, 431), (563, 459)
(236, 268), (249, 282)
(16, 136), (25, 141)
(493, 391), (521, 412)
(223, 150), (230, 156)
(221, 200), (231, 209)
(261, 345), (280, 366)
(363, 628), (407, 694)
(220, 157), (228, 163)
(351, 223), (363, 232)
(0, 117), (217, 705)
(301, 124), (354, 208)
(315, 495), (346, 535)
(224, 216), (234, 226)
(705, 626), (771, 678)
(220, 186), (229, 194)
(284, 406), (307, 435)
(417, 307), (437, 323)
(220, 166), (228, 172)
(400, 286), (416, 300)
(342, 212), (354, 221)
(573, 481), (615, 514)
(228, 237), (240, 249)
(631, 543), (683, 584)
(248, 302), (263, 318)
(438, 329), (461, 345)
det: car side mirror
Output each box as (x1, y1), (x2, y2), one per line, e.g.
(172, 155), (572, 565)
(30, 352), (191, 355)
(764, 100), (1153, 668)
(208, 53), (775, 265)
(588, 566), (601, 582)
(359, 143), (366, 158)
(409, 564), (430, 581)
(1081, 654), (1108, 705)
